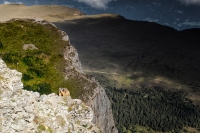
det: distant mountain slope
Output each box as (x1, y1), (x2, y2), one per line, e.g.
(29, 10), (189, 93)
(0, 4), (83, 22)
(54, 15), (200, 104)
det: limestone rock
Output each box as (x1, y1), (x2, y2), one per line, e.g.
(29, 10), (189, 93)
(63, 40), (118, 133)
(0, 18), (118, 133)
(0, 59), (100, 133)
(83, 80), (118, 133)
(23, 44), (39, 50)
(64, 45), (84, 77)
(62, 28), (118, 132)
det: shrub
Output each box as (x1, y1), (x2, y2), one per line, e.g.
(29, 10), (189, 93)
(24, 83), (51, 95)
(0, 41), (3, 49)
(22, 74), (33, 81)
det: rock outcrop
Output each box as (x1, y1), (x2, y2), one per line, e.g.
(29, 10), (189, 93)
(0, 59), (100, 133)
(63, 31), (118, 133)
(85, 83), (118, 133)
(0, 18), (118, 133)
(23, 44), (39, 50)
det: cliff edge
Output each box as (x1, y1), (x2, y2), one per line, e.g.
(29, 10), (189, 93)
(63, 22), (118, 133)
(0, 59), (100, 132)
(0, 18), (117, 133)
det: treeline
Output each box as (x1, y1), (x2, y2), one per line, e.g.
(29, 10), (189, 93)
(105, 87), (200, 133)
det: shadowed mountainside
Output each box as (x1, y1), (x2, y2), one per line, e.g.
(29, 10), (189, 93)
(54, 15), (200, 104)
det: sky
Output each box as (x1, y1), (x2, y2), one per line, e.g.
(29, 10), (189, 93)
(1, 0), (200, 30)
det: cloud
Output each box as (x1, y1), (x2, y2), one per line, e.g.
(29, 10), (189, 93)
(4, 1), (11, 4)
(152, 2), (161, 6)
(177, 19), (200, 27)
(177, 10), (184, 14)
(75, 0), (112, 9)
(182, 21), (200, 26)
(4, 1), (23, 4)
(126, 5), (135, 9)
(178, 0), (200, 5)
(144, 17), (158, 22)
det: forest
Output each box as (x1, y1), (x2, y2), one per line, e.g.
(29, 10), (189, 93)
(105, 87), (200, 133)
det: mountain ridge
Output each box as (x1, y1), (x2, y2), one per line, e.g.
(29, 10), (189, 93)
(0, 4), (83, 22)
(54, 15), (200, 105)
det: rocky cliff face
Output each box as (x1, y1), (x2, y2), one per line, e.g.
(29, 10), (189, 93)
(40, 19), (117, 132)
(0, 59), (100, 133)
(63, 31), (118, 133)
(0, 18), (117, 133)
(85, 83), (118, 133)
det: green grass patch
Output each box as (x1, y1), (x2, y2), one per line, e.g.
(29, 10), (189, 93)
(0, 19), (88, 98)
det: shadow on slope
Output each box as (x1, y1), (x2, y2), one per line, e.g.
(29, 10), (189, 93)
(54, 15), (200, 103)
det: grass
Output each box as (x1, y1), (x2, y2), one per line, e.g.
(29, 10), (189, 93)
(0, 88), (2, 95)
(0, 19), (91, 98)
(37, 124), (46, 131)
(37, 124), (52, 133)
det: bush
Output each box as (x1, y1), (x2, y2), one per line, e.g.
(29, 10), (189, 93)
(24, 83), (51, 95)
(0, 41), (3, 49)
(2, 53), (20, 64)
(27, 68), (44, 77)
(22, 74), (33, 81)
(37, 83), (52, 94)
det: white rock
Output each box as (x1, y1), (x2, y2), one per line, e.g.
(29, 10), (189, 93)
(0, 58), (100, 132)
(11, 124), (21, 130)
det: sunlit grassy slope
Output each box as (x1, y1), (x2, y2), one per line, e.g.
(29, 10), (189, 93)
(0, 19), (88, 98)
(0, 4), (83, 22)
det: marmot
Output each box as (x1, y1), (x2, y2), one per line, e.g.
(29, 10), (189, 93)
(59, 88), (70, 96)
